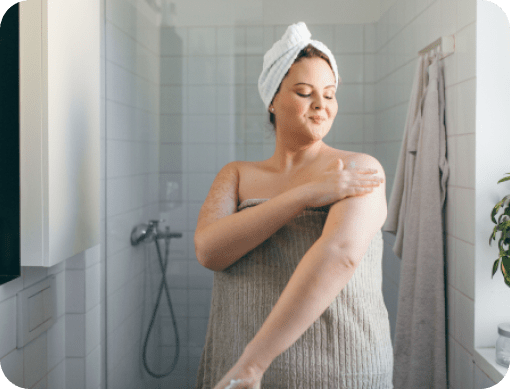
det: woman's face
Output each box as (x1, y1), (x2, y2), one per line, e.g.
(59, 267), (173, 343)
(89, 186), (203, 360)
(270, 57), (338, 141)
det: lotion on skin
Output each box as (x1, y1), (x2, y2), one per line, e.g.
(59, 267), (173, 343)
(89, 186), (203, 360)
(225, 379), (248, 389)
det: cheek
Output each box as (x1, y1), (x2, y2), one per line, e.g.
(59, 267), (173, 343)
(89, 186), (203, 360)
(329, 101), (338, 117)
(283, 99), (307, 117)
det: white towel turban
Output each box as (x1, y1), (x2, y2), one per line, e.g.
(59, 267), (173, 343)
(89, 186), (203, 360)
(258, 21), (339, 111)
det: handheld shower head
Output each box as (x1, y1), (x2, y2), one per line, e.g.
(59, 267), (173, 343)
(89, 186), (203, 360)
(130, 220), (165, 246)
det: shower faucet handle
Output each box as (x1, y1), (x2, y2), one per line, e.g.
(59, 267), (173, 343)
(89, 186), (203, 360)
(148, 219), (166, 227)
(147, 220), (166, 236)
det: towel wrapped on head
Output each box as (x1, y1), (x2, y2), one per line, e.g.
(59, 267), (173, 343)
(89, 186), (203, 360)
(258, 21), (340, 110)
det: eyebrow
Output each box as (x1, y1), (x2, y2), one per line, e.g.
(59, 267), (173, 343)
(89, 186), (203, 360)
(294, 82), (336, 89)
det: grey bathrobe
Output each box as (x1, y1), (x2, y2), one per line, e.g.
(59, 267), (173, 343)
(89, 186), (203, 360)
(382, 51), (449, 389)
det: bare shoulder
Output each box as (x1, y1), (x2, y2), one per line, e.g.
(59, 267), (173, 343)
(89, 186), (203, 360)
(208, 160), (241, 189)
(328, 148), (384, 176)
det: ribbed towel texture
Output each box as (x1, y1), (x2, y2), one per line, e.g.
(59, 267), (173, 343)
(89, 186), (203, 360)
(195, 199), (393, 388)
(258, 22), (339, 110)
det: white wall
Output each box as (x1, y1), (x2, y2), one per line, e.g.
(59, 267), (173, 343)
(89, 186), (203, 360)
(475, 0), (510, 380)
(160, 0), (380, 27)
(373, 0), (499, 387)
(0, 247), (104, 389)
(0, 265), (67, 389)
(103, 0), (163, 388)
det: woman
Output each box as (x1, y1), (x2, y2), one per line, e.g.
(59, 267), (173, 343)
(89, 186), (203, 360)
(194, 22), (393, 389)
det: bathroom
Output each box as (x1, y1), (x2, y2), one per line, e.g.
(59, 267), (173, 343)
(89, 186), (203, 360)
(0, 0), (509, 388)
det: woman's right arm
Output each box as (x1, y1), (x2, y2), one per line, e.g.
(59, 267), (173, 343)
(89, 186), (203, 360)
(194, 161), (310, 272)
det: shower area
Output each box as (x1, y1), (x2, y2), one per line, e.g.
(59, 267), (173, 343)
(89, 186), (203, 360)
(103, 3), (374, 386)
(101, 0), (476, 388)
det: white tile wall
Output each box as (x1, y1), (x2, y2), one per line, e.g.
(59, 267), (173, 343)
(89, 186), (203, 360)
(373, 0), (500, 388)
(0, 298), (16, 361)
(65, 247), (105, 389)
(104, 0), (168, 388)
(1, 347), (23, 387)
(0, 242), (103, 389)
(47, 360), (66, 389)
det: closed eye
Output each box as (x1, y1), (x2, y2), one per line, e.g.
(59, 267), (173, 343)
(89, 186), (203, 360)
(297, 93), (334, 100)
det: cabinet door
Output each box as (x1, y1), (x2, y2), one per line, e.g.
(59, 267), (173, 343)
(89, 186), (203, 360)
(19, 0), (100, 267)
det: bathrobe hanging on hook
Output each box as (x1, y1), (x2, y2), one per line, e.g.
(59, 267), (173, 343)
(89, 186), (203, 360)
(383, 49), (449, 389)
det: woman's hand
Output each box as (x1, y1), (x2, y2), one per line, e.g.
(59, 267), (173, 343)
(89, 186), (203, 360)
(212, 353), (265, 389)
(210, 344), (271, 389)
(302, 158), (384, 208)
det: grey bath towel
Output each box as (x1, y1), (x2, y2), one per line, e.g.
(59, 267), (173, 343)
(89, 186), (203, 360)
(196, 198), (393, 388)
(383, 52), (449, 389)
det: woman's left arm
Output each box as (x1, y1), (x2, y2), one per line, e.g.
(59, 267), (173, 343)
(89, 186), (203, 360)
(212, 154), (387, 388)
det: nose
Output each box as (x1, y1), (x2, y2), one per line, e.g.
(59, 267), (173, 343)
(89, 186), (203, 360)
(313, 95), (326, 110)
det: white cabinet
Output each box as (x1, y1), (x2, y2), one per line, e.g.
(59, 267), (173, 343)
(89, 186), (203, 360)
(19, 0), (100, 266)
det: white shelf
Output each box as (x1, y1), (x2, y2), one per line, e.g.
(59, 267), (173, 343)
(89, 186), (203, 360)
(474, 347), (508, 384)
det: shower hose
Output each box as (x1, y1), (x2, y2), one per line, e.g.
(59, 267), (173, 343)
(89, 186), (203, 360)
(142, 229), (180, 378)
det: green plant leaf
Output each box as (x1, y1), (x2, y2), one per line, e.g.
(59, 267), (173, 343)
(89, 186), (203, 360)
(489, 225), (499, 246)
(491, 197), (507, 223)
(497, 215), (510, 227)
(493, 258), (501, 278)
(502, 256), (510, 287)
(489, 174), (510, 287)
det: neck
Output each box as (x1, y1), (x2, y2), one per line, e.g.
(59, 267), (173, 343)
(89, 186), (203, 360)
(269, 137), (326, 173)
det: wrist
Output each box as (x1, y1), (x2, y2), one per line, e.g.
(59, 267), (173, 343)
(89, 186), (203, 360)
(290, 184), (312, 210)
(239, 341), (274, 374)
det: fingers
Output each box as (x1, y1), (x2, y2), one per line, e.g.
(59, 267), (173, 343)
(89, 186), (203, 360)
(358, 172), (384, 183)
(361, 179), (383, 187)
(356, 168), (378, 174)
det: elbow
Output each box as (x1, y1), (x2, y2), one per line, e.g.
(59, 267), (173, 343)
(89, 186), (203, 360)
(194, 231), (210, 268)
(342, 253), (360, 269)
(334, 247), (359, 270)
(197, 256), (226, 272)
(195, 247), (217, 271)
(321, 239), (360, 271)
(321, 237), (362, 269)
(194, 231), (224, 271)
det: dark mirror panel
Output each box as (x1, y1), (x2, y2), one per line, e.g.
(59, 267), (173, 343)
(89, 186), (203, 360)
(0, 4), (21, 285)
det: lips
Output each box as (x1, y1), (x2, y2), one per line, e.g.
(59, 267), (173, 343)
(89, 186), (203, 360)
(310, 116), (325, 123)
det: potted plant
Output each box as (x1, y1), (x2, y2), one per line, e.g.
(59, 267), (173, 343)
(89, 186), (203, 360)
(490, 172), (510, 287)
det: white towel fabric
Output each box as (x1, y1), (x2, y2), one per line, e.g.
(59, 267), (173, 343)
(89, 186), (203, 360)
(258, 21), (339, 110)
